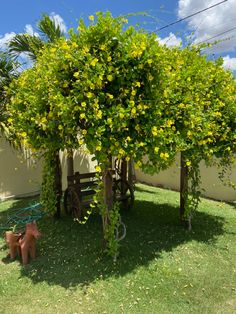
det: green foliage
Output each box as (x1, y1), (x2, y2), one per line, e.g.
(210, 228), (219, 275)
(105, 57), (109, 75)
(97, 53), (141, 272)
(162, 46), (236, 217)
(40, 150), (57, 214)
(5, 11), (236, 253)
(103, 202), (121, 258)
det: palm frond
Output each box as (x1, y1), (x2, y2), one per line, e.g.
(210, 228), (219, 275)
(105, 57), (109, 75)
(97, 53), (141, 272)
(0, 52), (18, 85)
(37, 14), (65, 42)
(0, 52), (19, 133)
(8, 34), (43, 61)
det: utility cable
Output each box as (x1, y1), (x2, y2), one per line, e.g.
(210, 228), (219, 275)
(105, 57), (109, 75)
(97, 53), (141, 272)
(155, 0), (228, 32)
(197, 26), (236, 45)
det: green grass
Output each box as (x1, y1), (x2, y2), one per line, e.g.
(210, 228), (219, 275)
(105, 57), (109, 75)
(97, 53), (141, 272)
(0, 183), (236, 314)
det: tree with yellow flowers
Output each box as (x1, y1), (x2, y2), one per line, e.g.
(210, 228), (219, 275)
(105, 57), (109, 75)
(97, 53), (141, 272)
(6, 12), (236, 256)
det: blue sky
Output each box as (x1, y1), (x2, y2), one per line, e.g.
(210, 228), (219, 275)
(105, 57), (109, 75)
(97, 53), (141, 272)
(0, 0), (236, 71)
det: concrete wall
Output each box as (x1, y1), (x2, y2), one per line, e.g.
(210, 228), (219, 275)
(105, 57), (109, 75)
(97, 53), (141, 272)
(0, 137), (97, 200)
(0, 137), (42, 200)
(135, 155), (236, 202)
(2, 135), (236, 202)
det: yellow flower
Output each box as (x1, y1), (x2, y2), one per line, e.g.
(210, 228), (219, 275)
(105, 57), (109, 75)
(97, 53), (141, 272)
(131, 90), (137, 96)
(160, 152), (169, 160)
(107, 93), (113, 99)
(90, 58), (98, 66)
(82, 46), (89, 54)
(97, 110), (102, 119)
(72, 42), (78, 48)
(135, 82), (141, 87)
(96, 145), (102, 151)
(140, 42), (146, 50)
(148, 74), (154, 81)
(82, 129), (87, 135)
(80, 113), (86, 119)
(154, 147), (159, 154)
(166, 120), (174, 127)
(152, 126), (158, 136)
(81, 102), (86, 108)
(87, 92), (93, 98)
(125, 156), (130, 161)
(89, 15), (94, 21)
(107, 56), (112, 62)
(58, 125), (63, 130)
(119, 112), (124, 119)
(95, 165), (101, 172)
(107, 118), (112, 125)
(186, 161), (191, 167)
(119, 148), (125, 156)
(78, 139), (84, 145)
(107, 74), (113, 82)
(131, 108), (136, 115)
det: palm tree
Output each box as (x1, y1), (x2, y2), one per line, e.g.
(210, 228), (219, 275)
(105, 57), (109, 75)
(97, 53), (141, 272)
(9, 14), (65, 60)
(0, 51), (19, 132)
(8, 14), (66, 218)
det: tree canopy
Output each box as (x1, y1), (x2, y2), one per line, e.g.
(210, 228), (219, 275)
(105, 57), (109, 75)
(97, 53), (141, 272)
(5, 11), (236, 254)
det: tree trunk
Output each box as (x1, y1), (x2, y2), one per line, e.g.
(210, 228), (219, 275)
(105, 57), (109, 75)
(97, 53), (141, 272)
(180, 152), (188, 228)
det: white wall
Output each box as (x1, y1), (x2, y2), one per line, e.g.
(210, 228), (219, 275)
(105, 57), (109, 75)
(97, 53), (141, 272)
(135, 155), (236, 202)
(0, 137), (42, 200)
(2, 136), (236, 202)
(0, 137), (97, 200)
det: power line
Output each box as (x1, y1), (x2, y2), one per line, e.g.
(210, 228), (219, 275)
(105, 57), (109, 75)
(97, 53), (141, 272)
(155, 0), (228, 32)
(197, 26), (236, 45)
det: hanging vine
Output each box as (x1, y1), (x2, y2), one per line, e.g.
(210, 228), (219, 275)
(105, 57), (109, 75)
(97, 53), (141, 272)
(40, 151), (57, 215)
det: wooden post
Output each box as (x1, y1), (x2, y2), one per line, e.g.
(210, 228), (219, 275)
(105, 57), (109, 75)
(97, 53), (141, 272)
(128, 159), (135, 187)
(180, 152), (188, 227)
(67, 149), (74, 182)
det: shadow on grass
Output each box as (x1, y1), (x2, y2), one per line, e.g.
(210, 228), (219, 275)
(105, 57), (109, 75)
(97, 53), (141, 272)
(0, 197), (225, 290)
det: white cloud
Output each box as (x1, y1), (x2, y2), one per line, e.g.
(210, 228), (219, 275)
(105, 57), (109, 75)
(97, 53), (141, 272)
(0, 32), (15, 49)
(24, 24), (39, 37)
(158, 32), (182, 47)
(178, 0), (236, 53)
(222, 55), (236, 71)
(50, 12), (67, 33)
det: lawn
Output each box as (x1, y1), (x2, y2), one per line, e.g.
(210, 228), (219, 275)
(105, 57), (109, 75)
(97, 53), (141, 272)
(0, 183), (236, 314)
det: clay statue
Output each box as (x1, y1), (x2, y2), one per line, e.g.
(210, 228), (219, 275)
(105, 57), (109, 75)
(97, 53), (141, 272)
(5, 230), (22, 260)
(5, 221), (41, 265)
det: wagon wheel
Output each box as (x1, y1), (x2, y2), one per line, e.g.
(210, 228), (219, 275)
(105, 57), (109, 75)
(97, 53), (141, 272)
(113, 179), (134, 209)
(64, 187), (82, 220)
